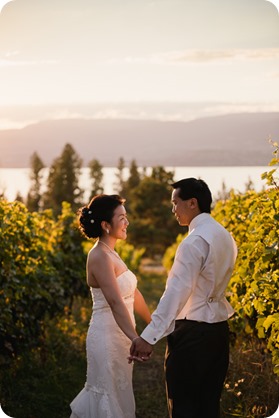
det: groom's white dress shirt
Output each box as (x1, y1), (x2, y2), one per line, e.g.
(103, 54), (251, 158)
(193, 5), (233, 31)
(140, 213), (238, 345)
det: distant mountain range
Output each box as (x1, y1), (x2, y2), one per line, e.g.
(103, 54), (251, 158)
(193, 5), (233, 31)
(0, 112), (278, 167)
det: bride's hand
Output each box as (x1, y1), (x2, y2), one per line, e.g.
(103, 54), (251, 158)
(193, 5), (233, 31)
(127, 353), (151, 363)
(128, 336), (153, 363)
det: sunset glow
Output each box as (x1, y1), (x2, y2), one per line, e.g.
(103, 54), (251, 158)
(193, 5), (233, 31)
(0, 0), (278, 122)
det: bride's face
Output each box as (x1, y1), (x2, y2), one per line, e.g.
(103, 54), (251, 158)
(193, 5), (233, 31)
(110, 204), (129, 240)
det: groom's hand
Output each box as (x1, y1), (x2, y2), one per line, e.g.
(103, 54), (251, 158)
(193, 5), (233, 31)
(128, 337), (153, 363)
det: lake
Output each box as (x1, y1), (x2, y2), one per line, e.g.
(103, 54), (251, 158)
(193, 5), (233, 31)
(0, 166), (272, 202)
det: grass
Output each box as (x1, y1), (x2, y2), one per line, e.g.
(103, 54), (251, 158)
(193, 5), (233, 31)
(221, 336), (279, 418)
(0, 272), (278, 418)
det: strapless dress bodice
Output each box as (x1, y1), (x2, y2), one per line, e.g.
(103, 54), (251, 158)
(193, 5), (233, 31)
(90, 269), (137, 311)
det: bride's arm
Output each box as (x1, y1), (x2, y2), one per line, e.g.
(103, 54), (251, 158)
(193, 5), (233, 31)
(134, 288), (151, 324)
(89, 251), (138, 342)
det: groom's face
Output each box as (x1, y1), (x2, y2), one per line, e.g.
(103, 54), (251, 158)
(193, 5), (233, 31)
(171, 188), (195, 226)
(171, 188), (187, 226)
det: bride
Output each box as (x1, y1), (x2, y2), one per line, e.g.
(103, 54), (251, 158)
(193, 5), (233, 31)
(70, 194), (151, 418)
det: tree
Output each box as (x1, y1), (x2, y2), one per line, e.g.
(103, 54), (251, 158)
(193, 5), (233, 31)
(113, 157), (126, 195)
(214, 181), (231, 203)
(0, 182), (6, 200)
(125, 160), (141, 191)
(14, 192), (24, 203)
(88, 158), (104, 197)
(42, 143), (83, 215)
(121, 159), (142, 208)
(244, 177), (255, 192)
(127, 167), (183, 255)
(151, 166), (174, 183)
(26, 152), (45, 212)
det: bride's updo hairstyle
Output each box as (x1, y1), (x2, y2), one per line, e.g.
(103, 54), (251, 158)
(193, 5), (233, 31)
(78, 194), (125, 239)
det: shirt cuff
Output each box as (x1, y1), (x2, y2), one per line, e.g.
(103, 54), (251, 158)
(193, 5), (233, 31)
(140, 321), (175, 345)
(140, 327), (158, 345)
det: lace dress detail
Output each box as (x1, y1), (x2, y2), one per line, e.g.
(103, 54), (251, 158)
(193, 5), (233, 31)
(70, 270), (137, 418)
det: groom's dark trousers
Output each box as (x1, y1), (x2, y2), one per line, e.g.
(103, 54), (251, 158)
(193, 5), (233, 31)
(165, 319), (229, 418)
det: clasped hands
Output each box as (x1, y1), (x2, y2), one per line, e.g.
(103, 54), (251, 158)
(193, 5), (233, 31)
(128, 336), (153, 363)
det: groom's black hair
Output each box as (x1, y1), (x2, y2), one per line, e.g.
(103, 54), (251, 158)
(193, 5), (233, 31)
(172, 177), (212, 213)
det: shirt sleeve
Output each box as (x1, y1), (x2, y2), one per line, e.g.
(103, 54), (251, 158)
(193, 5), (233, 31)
(140, 236), (209, 344)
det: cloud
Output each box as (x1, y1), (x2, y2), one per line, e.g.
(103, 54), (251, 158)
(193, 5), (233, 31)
(161, 50), (236, 64)
(159, 48), (279, 64)
(0, 117), (35, 129)
(0, 0), (279, 64)
(0, 1), (278, 105)
(1, 101), (279, 131)
(105, 48), (279, 66)
(0, 52), (57, 67)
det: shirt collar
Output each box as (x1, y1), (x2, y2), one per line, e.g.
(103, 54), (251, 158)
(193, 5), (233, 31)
(189, 212), (211, 233)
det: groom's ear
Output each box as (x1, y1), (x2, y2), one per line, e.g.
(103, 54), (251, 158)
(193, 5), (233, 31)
(189, 198), (198, 209)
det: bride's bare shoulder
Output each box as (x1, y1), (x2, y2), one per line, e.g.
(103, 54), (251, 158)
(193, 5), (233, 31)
(88, 245), (109, 264)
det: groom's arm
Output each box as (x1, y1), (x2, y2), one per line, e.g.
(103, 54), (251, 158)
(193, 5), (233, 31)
(129, 237), (206, 361)
(139, 238), (205, 345)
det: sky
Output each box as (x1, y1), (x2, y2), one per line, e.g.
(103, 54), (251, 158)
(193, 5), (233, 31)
(0, 0), (279, 127)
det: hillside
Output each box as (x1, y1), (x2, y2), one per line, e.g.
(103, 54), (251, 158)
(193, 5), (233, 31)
(0, 112), (278, 167)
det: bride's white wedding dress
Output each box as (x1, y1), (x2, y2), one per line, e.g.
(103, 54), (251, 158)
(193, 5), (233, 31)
(70, 270), (137, 418)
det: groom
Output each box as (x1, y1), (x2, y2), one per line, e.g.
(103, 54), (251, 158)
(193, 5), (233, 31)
(130, 178), (237, 418)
